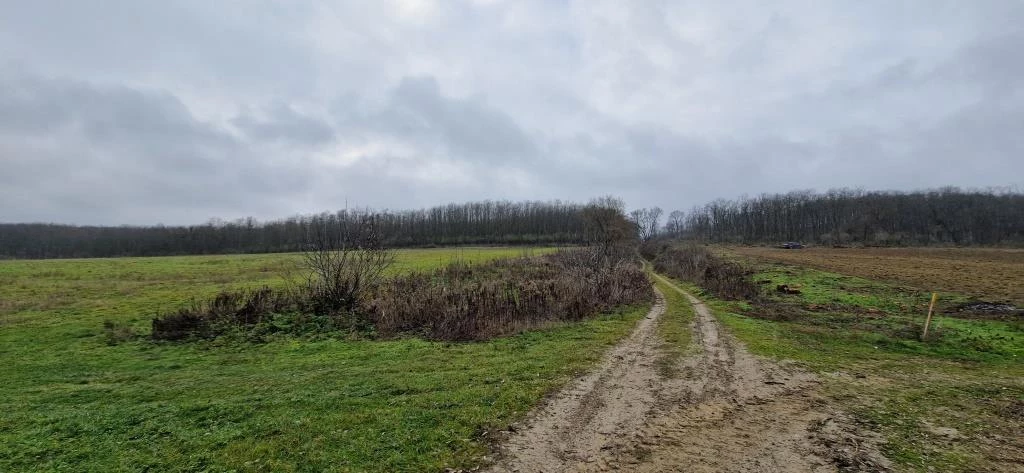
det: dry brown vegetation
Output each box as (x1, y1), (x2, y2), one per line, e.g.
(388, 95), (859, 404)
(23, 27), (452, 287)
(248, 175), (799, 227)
(648, 243), (759, 300)
(151, 249), (652, 342)
(727, 246), (1024, 305)
(371, 252), (651, 340)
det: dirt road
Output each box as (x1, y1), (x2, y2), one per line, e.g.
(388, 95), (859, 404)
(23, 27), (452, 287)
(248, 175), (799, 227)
(485, 273), (890, 472)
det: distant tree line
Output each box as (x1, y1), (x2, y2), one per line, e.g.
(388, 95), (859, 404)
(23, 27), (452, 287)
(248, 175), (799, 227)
(666, 187), (1024, 246)
(0, 200), (600, 259)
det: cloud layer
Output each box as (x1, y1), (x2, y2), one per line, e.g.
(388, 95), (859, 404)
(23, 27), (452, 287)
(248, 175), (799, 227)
(1, 0), (1021, 224)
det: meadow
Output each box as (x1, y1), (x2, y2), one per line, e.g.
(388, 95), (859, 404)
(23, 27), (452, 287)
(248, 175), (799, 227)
(671, 247), (1024, 472)
(6, 244), (1021, 472)
(0, 248), (651, 472)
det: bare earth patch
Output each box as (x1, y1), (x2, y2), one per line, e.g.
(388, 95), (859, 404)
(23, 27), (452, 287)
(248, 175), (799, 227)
(727, 246), (1024, 306)
(485, 274), (890, 472)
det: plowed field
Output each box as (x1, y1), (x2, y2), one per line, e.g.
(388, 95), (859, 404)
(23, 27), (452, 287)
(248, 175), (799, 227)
(727, 247), (1024, 305)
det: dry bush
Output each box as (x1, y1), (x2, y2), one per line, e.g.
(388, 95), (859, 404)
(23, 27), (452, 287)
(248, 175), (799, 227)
(151, 287), (295, 340)
(151, 248), (652, 342)
(652, 245), (760, 300)
(369, 249), (652, 340)
(639, 240), (669, 261)
(301, 218), (395, 317)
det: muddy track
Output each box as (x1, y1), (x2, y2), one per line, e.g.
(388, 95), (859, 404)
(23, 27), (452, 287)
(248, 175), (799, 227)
(484, 274), (890, 473)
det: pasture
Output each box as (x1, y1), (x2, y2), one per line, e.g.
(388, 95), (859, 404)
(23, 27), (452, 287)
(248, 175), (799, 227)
(0, 248), (650, 472)
(684, 247), (1024, 472)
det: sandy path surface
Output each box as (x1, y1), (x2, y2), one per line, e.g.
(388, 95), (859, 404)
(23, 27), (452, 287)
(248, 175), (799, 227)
(484, 274), (890, 473)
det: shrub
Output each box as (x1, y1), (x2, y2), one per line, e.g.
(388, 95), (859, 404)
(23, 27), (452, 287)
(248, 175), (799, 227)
(300, 218), (395, 321)
(651, 244), (760, 300)
(369, 250), (652, 340)
(150, 248), (653, 342)
(151, 287), (296, 340)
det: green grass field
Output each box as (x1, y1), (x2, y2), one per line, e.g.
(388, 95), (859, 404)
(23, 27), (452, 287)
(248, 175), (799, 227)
(671, 257), (1023, 472)
(0, 248), (650, 472)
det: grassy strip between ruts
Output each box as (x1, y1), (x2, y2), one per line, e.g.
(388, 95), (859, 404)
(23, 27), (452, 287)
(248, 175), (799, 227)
(650, 273), (696, 377)
(659, 261), (1023, 472)
(0, 248), (651, 472)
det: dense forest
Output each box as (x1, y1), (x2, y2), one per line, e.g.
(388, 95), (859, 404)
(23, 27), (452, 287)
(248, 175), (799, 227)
(0, 200), (593, 259)
(668, 188), (1024, 246)
(5, 188), (1021, 259)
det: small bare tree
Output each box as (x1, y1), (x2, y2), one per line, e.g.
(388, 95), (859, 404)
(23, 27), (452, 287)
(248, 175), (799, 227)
(629, 207), (663, 242)
(582, 196), (635, 259)
(302, 214), (394, 315)
(665, 210), (686, 237)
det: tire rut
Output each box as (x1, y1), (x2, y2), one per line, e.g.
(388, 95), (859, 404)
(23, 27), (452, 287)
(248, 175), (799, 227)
(484, 273), (891, 473)
(485, 291), (668, 472)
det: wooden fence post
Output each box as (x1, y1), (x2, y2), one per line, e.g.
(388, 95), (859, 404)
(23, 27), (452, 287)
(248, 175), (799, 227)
(921, 292), (938, 340)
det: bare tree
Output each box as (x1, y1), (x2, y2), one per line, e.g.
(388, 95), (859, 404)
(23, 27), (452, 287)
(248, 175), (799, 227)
(302, 215), (395, 315)
(581, 196), (635, 260)
(6, 190), (1022, 259)
(665, 210), (685, 237)
(630, 207), (663, 242)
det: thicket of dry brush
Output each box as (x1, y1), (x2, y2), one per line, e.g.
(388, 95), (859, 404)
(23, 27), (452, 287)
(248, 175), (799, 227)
(151, 287), (297, 340)
(151, 248), (652, 342)
(371, 252), (651, 340)
(647, 243), (760, 301)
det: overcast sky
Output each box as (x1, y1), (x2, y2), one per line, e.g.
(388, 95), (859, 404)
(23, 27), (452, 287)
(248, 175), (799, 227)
(2, 1), (1022, 225)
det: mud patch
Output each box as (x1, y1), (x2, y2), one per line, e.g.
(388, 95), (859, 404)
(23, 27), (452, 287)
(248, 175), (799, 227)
(483, 274), (891, 472)
(484, 291), (667, 472)
(946, 301), (1023, 320)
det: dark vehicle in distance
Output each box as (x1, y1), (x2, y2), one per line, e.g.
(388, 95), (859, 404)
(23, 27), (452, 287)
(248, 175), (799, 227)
(781, 242), (804, 249)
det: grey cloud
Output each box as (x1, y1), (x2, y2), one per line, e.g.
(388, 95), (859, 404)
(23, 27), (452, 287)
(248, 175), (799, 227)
(334, 76), (537, 161)
(0, 1), (319, 99)
(394, 76), (537, 159)
(0, 72), (313, 224)
(0, 71), (228, 152)
(233, 102), (335, 146)
(0, 1), (1022, 224)
(943, 32), (1024, 95)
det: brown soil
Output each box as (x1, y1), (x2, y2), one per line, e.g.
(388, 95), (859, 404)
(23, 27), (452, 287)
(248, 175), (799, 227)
(484, 275), (890, 472)
(727, 246), (1024, 305)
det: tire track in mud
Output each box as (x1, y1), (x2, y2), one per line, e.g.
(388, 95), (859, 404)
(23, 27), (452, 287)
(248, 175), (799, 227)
(484, 290), (668, 471)
(484, 273), (890, 473)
